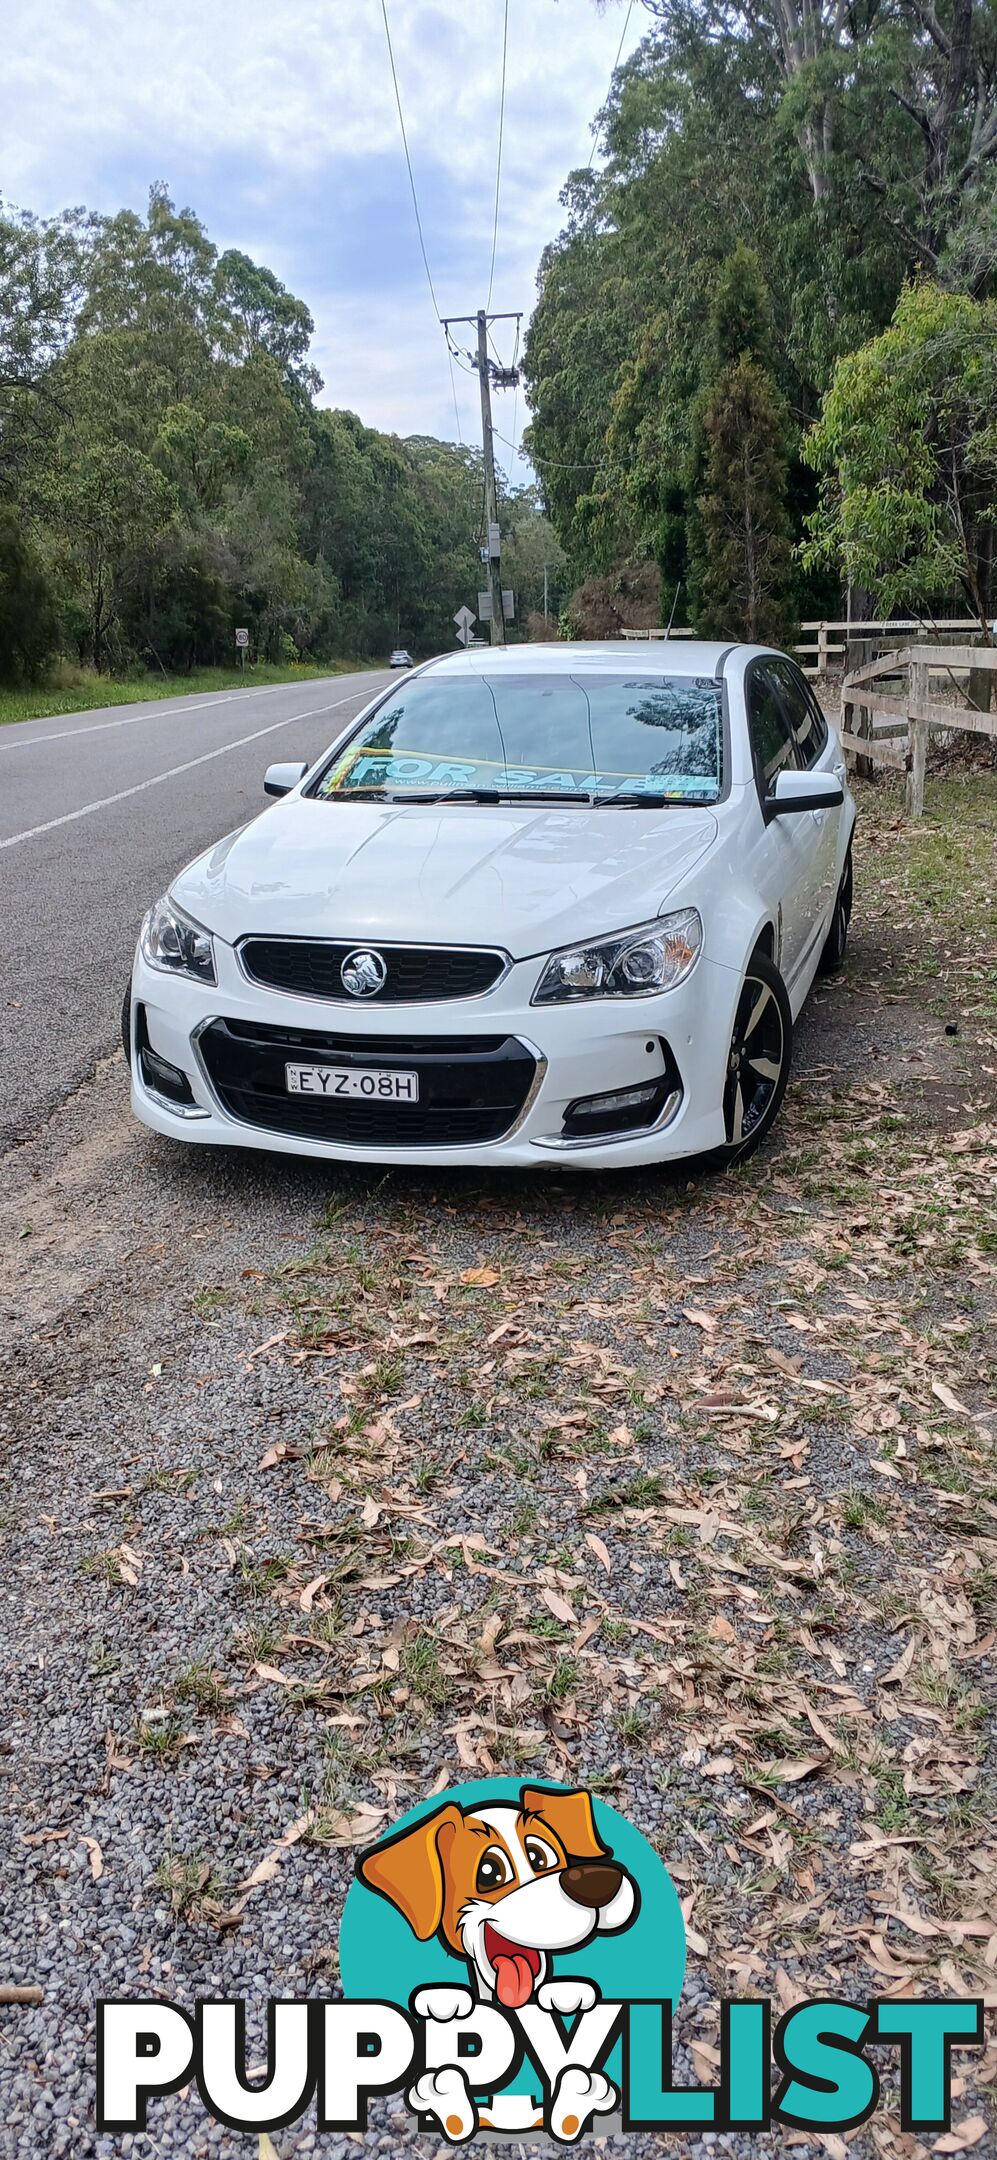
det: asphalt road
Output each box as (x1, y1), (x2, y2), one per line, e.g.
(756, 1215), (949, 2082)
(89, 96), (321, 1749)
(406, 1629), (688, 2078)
(0, 669), (391, 1153)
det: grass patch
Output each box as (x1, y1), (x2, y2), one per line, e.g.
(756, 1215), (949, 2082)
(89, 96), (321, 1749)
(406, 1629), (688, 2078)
(172, 1660), (228, 1713)
(134, 1714), (188, 1761)
(854, 773), (997, 1005)
(154, 1849), (228, 1922)
(399, 1630), (449, 1710)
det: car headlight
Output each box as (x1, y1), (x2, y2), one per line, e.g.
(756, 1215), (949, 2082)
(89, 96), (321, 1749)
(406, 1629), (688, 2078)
(140, 895), (216, 984)
(532, 908), (702, 1004)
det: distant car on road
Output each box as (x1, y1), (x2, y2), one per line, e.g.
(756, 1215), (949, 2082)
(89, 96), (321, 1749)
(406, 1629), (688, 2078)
(125, 641), (854, 1172)
(389, 648), (412, 668)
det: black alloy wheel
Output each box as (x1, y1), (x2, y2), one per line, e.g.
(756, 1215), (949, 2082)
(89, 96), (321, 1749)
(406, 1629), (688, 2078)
(818, 846), (853, 976)
(706, 950), (793, 1168)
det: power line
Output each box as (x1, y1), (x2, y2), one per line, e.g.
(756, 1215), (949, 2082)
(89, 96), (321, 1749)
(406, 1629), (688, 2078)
(587, 0), (635, 169)
(379, 0), (443, 320)
(445, 327), (478, 377)
(380, 0), (467, 447)
(485, 0), (511, 309)
(493, 427), (598, 471)
(446, 345), (463, 443)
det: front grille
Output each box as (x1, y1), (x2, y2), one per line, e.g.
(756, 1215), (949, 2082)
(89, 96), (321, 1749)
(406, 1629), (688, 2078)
(197, 1019), (537, 1147)
(239, 938), (506, 1003)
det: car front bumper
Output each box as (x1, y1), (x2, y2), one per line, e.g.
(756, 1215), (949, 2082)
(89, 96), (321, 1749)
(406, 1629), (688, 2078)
(128, 941), (740, 1170)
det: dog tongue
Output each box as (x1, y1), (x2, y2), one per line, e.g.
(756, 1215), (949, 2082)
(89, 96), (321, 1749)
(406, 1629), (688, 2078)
(494, 1953), (535, 2009)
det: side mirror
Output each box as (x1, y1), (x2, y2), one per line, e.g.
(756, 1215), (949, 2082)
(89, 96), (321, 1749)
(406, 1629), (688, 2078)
(764, 768), (844, 822)
(264, 761), (308, 799)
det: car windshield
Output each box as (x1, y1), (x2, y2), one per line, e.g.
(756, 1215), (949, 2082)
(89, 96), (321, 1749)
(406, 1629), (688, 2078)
(310, 673), (723, 804)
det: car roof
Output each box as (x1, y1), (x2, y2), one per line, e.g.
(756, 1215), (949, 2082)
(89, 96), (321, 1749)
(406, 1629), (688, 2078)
(418, 639), (740, 679)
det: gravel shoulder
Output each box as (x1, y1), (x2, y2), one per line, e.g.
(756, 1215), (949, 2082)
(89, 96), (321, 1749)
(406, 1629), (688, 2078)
(1, 775), (996, 2159)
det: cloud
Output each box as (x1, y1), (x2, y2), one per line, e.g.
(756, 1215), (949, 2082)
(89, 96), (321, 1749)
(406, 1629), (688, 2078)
(4, 0), (643, 455)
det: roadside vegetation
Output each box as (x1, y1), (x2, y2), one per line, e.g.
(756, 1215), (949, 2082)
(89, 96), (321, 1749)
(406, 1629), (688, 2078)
(0, 189), (564, 692)
(526, 0), (997, 648)
(0, 656), (382, 728)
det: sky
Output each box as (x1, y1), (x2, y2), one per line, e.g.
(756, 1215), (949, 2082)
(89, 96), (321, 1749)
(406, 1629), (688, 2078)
(5, 0), (644, 478)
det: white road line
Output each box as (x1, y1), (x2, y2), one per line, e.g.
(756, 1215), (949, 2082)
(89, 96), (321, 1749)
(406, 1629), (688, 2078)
(0, 692), (369, 853)
(3, 694), (242, 747)
(1, 673), (380, 749)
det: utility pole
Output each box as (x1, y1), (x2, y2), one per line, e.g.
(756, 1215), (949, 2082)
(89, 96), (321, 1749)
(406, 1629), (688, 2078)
(477, 310), (505, 647)
(443, 309), (520, 650)
(543, 562), (549, 621)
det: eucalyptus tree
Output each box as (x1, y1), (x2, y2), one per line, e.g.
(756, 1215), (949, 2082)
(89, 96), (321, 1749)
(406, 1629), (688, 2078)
(802, 279), (997, 699)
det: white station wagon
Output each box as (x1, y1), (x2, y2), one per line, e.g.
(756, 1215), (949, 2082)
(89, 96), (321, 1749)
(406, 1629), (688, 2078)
(126, 642), (854, 1170)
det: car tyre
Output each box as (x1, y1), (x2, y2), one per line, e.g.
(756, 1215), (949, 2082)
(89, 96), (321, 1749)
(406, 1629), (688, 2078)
(121, 983), (132, 1065)
(817, 846), (853, 976)
(703, 950), (793, 1170)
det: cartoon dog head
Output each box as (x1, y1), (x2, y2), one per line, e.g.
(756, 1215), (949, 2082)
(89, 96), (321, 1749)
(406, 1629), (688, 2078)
(356, 1784), (638, 2007)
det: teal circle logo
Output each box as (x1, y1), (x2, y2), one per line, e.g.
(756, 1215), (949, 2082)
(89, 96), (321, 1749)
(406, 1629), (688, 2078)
(343, 1777), (684, 2006)
(340, 1778), (685, 2133)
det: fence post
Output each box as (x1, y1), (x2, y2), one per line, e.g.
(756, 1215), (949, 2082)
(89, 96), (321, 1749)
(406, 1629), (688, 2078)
(906, 658), (928, 818)
(817, 621), (829, 681)
(847, 641), (873, 778)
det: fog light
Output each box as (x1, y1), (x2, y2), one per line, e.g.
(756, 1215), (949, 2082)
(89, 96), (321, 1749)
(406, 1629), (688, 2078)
(136, 1006), (197, 1109)
(572, 1083), (661, 1119)
(561, 1069), (682, 1141)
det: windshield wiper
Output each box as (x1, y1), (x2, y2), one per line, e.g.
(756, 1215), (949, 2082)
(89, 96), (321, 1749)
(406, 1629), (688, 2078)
(371, 788), (599, 806)
(382, 787), (503, 803)
(491, 790), (595, 804)
(323, 787), (504, 804)
(591, 791), (711, 808)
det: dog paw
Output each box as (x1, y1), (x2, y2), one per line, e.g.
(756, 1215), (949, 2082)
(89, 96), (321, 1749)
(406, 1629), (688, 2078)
(407, 2066), (477, 2142)
(536, 1978), (599, 2017)
(549, 2066), (617, 2143)
(412, 1985), (476, 2022)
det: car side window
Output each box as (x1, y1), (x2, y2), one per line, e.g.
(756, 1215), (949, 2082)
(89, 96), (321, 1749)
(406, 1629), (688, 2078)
(771, 660), (828, 768)
(802, 677), (830, 762)
(747, 663), (799, 794)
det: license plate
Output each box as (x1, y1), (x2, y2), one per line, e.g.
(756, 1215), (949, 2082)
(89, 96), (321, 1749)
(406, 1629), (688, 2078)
(285, 1063), (420, 1103)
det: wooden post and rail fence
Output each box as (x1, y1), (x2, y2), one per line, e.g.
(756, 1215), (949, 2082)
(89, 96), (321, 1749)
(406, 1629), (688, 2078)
(621, 615), (989, 681)
(794, 617), (989, 681)
(837, 644), (997, 818)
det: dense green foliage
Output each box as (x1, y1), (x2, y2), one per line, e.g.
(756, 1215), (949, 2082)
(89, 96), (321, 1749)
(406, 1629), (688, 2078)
(527, 0), (997, 626)
(697, 356), (796, 642)
(686, 247), (795, 641)
(0, 507), (57, 681)
(802, 281), (997, 630)
(0, 186), (563, 683)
